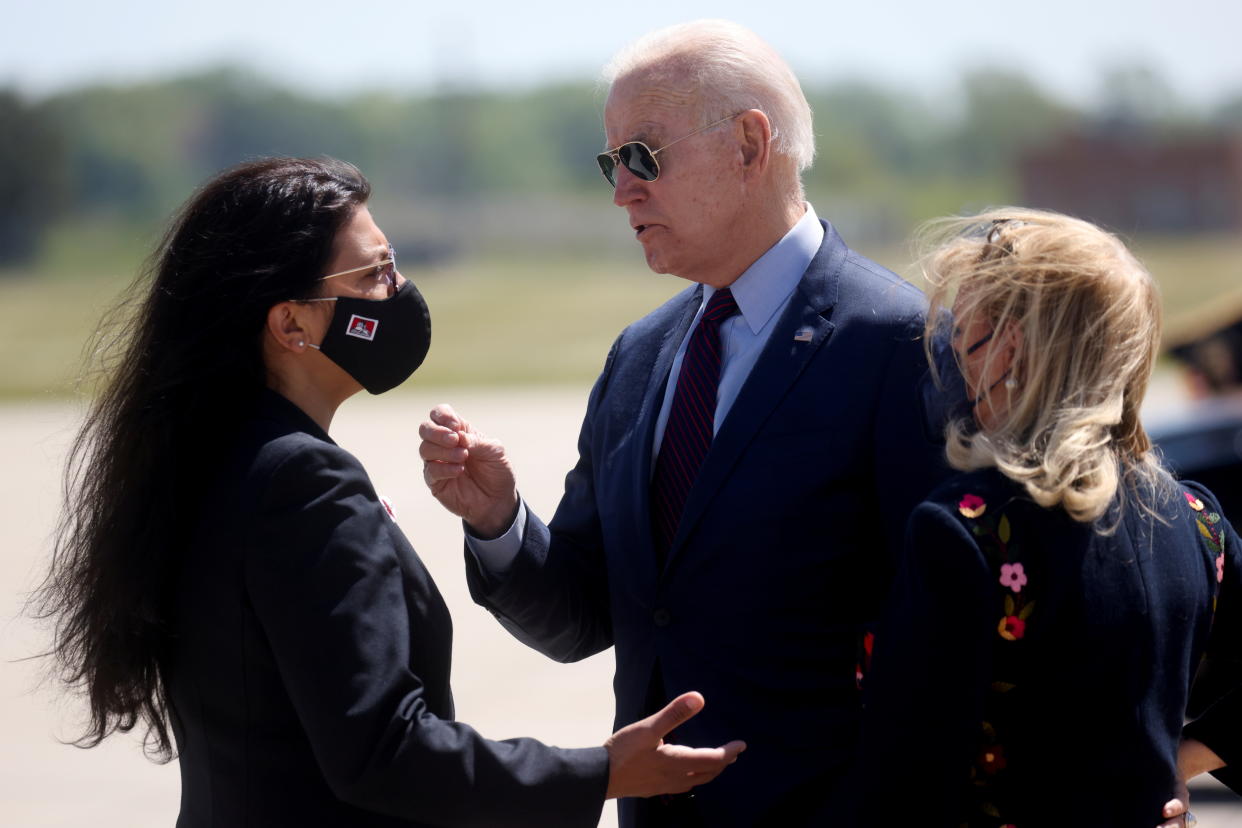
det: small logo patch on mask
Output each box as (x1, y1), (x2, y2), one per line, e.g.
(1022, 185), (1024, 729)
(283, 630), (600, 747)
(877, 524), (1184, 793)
(345, 315), (379, 341)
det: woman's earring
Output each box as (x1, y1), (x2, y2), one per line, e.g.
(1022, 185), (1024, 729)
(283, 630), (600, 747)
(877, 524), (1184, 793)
(297, 340), (305, 348)
(1004, 377), (1018, 390)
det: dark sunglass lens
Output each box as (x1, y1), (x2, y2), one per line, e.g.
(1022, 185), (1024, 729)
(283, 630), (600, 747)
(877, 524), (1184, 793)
(596, 153), (618, 186)
(618, 143), (659, 181)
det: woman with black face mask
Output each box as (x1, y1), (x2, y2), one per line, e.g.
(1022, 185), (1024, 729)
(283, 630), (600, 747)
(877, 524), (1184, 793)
(35, 157), (743, 827)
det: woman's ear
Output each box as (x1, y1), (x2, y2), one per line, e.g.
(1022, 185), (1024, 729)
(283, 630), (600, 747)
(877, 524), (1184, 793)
(265, 301), (313, 353)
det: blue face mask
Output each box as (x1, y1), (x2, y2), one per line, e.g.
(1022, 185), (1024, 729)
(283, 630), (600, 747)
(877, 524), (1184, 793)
(306, 280), (432, 394)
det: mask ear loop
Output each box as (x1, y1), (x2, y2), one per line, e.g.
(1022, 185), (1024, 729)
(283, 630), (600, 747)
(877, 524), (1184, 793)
(969, 367), (1014, 409)
(288, 296), (337, 351)
(965, 220), (1027, 414)
(965, 331), (993, 355)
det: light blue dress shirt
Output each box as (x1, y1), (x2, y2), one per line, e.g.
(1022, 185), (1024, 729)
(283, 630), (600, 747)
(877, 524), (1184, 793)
(650, 204), (823, 462)
(470, 204), (825, 567)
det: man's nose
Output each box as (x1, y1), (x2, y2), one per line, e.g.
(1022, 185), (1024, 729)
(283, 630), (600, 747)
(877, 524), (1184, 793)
(612, 165), (646, 207)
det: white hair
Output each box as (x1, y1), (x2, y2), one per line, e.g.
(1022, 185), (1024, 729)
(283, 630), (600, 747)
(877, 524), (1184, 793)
(603, 20), (815, 178)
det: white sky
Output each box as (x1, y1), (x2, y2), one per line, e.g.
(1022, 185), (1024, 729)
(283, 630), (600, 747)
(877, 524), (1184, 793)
(3, 0), (1240, 108)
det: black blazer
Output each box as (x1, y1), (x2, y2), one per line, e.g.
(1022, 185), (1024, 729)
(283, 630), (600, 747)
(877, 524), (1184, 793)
(861, 468), (1242, 826)
(465, 221), (951, 826)
(167, 390), (608, 827)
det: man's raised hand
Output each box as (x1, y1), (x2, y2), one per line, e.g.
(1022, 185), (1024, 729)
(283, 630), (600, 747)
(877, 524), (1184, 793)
(418, 404), (519, 538)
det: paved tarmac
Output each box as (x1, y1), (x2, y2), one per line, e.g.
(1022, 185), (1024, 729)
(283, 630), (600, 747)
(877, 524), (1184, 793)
(1, 390), (1238, 826)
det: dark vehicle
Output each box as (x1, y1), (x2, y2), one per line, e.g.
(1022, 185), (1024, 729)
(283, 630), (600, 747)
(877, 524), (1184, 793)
(1151, 394), (1242, 527)
(1154, 289), (1242, 526)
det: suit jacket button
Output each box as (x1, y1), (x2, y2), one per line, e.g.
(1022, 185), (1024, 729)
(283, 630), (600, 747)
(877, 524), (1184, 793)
(652, 608), (672, 627)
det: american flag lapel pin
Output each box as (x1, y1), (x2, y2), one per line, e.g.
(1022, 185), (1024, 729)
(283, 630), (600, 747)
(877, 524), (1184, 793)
(793, 328), (814, 342)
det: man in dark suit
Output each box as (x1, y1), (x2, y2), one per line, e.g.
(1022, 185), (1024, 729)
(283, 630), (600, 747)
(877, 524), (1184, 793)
(419, 19), (948, 826)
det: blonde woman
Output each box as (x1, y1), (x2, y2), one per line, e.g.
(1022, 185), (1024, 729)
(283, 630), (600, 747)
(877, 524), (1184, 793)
(860, 209), (1240, 826)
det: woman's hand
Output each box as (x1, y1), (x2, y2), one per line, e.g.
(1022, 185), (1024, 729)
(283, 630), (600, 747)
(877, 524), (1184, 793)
(603, 691), (746, 800)
(1159, 777), (1190, 828)
(1158, 738), (1227, 827)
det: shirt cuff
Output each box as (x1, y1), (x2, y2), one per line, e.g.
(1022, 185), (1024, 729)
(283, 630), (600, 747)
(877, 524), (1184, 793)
(465, 498), (527, 573)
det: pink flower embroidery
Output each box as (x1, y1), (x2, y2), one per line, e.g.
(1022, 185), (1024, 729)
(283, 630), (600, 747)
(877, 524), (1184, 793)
(959, 493), (987, 518)
(1185, 491), (1205, 511)
(1218, 552), (1226, 584)
(998, 615), (1026, 641)
(999, 562), (1027, 593)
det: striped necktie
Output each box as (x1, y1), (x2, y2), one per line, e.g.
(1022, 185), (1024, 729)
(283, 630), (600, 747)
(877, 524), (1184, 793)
(650, 288), (739, 560)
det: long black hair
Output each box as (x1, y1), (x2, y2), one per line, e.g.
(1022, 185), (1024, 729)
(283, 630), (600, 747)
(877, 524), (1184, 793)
(35, 157), (371, 758)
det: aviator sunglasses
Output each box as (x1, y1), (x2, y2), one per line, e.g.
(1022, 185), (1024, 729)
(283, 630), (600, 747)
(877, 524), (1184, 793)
(595, 113), (740, 186)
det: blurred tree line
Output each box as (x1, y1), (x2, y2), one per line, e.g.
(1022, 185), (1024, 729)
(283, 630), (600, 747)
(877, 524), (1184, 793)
(3, 64), (1241, 266)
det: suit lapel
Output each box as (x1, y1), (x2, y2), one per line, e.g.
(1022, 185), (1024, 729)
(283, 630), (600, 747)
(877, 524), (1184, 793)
(664, 223), (846, 568)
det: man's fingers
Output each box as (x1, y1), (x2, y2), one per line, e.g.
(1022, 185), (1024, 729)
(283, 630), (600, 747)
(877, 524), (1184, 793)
(423, 462), (465, 485)
(418, 418), (461, 447)
(419, 438), (467, 465)
(644, 691), (705, 738)
(428, 404), (464, 431)
(420, 411), (504, 465)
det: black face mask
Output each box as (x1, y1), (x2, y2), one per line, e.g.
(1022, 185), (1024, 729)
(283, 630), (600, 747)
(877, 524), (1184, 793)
(308, 280), (431, 394)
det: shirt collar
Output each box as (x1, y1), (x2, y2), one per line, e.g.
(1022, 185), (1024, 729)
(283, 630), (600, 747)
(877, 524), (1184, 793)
(704, 203), (824, 335)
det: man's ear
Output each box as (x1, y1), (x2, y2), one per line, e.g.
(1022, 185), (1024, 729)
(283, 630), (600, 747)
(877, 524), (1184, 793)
(736, 108), (772, 174)
(265, 301), (313, 353)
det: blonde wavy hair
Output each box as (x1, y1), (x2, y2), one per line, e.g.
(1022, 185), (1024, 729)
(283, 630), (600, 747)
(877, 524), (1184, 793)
(920, 207), (1168, 525)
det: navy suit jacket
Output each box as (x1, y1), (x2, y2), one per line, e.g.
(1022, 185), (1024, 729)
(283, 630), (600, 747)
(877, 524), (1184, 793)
(168, 390), (608, 827)
(466, 221), (951, 825)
